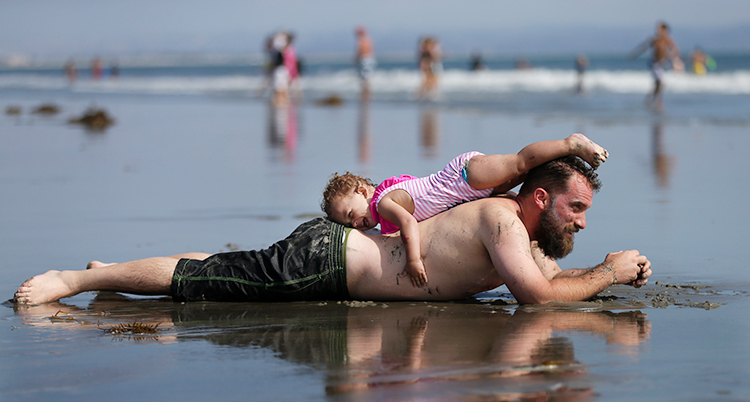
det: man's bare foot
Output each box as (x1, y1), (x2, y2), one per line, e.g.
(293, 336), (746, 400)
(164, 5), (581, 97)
(569, 133), (609, 169)
(14, 270), (77, 305)
(87, 261), (115, 269)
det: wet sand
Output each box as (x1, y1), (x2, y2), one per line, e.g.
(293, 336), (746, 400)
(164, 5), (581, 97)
(2, 94), (750, 400)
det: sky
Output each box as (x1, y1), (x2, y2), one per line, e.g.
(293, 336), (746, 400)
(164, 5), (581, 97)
(2, 0), (750, 61)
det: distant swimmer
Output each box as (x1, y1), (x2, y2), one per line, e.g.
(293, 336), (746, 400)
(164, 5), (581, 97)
(690, 46), (716, 75)
(470, 52), (486, 71)
(630, 22), (681, 111)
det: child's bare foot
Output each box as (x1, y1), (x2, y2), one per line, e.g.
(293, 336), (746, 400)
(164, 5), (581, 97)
(87, 261), (115, 269)
(14, 270), (77, 305)
(569, 133), (609, 169)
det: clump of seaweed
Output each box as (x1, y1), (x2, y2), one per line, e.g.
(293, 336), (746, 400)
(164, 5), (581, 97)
(49, 310), (94, 325)
(5, 105), (22, 115)
(32, 103), (60, 115)
(104, 321), (162, 336)
(314, 94), (344, 106)
(69, 107), (115, 131)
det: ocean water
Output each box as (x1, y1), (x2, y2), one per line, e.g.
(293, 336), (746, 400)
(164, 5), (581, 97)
(2, 52), (750, 401)
(2, 52), (750, 124)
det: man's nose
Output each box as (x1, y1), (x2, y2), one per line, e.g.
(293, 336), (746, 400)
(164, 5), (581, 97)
(574, 212), (586, 230)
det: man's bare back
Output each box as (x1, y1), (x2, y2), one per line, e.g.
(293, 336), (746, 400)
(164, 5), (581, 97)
(348, 163), (651, 304)
(651, 34), (676, 63)
(346, 196), (518, 301)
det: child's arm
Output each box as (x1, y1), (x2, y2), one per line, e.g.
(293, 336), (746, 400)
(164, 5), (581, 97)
(466, 133), (608, 190)
(377, 190), (428, 287)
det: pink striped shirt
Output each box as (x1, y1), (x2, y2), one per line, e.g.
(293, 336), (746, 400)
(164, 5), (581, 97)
(370, 152), (493, 234)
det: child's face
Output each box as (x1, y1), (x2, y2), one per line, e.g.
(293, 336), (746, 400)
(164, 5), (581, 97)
(329, 188), (377, 230)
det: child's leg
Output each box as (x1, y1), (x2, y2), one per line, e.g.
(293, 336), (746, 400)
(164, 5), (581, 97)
(465, 134), (608, 190)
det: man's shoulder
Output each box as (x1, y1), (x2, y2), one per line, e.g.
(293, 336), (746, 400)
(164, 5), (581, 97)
(464, 196), (522, 221)
(474, 194), (519, 209)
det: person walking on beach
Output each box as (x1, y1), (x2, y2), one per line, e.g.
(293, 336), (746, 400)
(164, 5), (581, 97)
(64, 59), (77, 82)
(575, 54), (589, 94)
(355, 26), (376, 99)
(322, 134), (608, 287)
(417, 36), (441, 99)
(630, 22), (680, 111)
(14, 157), (650, 306)
(91, 56), (104, 80)
(283, 33), (302, 101)
(268, 31), (290, 107)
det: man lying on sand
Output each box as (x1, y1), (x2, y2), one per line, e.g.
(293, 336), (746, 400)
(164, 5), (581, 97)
(14, 156), (651, 306)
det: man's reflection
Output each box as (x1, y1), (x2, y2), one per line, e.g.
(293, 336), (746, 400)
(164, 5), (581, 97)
(266, 101), (298, 162)
(420, 107), (440, 158)
(652, 119), (674, 189)
(17, 297), (649, 399)
(357, 94), (371, 164)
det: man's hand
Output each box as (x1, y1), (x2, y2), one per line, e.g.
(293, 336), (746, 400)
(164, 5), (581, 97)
(604, 250), (652, 287)
(400, 259), (428, 287)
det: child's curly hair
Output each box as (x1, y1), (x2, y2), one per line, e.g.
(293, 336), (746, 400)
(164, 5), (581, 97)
(321, 172), (377, 216)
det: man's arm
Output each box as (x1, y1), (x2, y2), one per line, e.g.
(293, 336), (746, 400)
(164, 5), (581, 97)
(482, 209), (649, 304)
(629, 37), (652, 60)
(553, 251), (651, 288)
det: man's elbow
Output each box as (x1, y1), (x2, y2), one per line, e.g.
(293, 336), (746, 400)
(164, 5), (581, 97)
(514, 288), (584, 305)
(514, 292), (556, 305)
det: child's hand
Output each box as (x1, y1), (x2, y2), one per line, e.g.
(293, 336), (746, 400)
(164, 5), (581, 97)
(400, 259), (428, 287)
(569, 133), (609, 169)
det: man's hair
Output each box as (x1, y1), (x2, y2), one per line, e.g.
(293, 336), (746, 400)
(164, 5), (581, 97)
(518, 156), (601, 198)
(659, 22), (670, 32)
(321, 172), (377, 215)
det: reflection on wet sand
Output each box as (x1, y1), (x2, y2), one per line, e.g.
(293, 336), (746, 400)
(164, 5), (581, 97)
(652, 119), (674, 188)
(15, 296), (649, 400)
(420, 107), (440, 158)
(266, 101), (298, 162)
(357, 94), (371, 164)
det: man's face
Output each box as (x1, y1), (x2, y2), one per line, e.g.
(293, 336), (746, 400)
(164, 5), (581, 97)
(535, 175), (593, 259)
(329, 189), (377, 230)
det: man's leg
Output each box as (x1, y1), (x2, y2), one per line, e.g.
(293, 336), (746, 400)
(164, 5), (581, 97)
(87, 253), (210, 269)
(14, 255), (186, 305)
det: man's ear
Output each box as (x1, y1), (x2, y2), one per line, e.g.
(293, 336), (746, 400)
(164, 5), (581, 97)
(532, 188), (549, 210)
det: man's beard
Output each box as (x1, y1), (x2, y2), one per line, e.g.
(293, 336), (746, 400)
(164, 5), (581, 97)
(535, 203), (577, 259)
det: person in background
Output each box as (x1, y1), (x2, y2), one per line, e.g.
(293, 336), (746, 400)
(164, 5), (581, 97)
(690, 46), (716, 75)
(630, 22), (681, 111)
(417, 37), (441, 100)
(64, 59), (77, 82)
(470, 52), (486, 71)
(91, 56), (103, 80)
(355, 26), (376, 99)
(575, 54), (589, 93)
(270, 32), (290, 107)
(284, 33), (302, 100)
